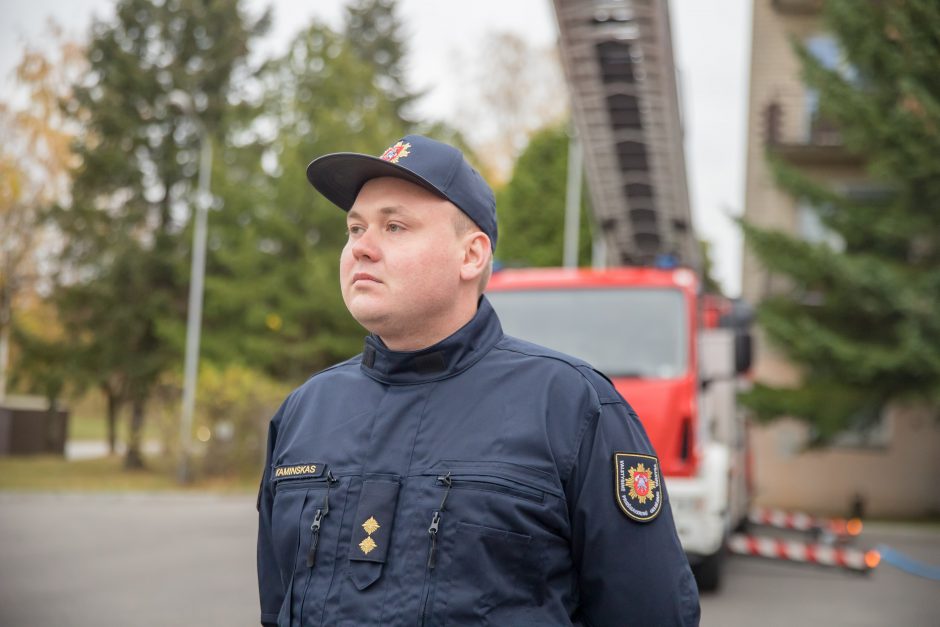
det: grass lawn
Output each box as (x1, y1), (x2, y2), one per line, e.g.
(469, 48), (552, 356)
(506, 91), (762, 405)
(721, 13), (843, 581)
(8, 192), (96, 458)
(0, 454), (258, 493)
(68, 413), (112, 440)
(68, 406), (164, 442)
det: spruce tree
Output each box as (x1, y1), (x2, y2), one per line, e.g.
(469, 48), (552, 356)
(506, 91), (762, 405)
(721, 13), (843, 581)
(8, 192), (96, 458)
(496, 124), (592, 268)
(201, 14), (464, 383)
(740, 0), (940, 441)
(202, 22), (407, 381)
(51, 0), (268, 467)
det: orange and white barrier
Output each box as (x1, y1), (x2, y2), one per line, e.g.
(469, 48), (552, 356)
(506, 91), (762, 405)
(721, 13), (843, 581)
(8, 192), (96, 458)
(748, 506), (863, 538)
(727, 533), (879, 573)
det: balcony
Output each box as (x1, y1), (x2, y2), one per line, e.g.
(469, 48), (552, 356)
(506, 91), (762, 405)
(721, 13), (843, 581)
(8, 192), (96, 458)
(762, 96), (864, 167)
(772, 0), (823, 15)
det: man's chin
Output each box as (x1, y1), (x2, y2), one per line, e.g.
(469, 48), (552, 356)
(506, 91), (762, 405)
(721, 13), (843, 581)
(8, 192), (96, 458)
(348, 302), (391, 333)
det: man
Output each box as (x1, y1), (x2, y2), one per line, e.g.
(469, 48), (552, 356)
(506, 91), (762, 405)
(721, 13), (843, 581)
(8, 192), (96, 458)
(256, 135), (700, 626)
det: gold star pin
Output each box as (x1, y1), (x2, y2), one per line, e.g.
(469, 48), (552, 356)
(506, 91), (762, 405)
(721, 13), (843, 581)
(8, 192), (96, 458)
(359, 537), (377, 555)
(362, 516), (380, 535)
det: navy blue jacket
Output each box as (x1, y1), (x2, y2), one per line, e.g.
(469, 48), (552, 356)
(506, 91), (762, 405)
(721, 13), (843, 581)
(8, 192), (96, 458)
(257, 297), (700, 626)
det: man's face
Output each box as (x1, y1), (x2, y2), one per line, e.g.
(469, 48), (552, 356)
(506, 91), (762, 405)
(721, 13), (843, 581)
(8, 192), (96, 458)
(340, 177), (467, 344)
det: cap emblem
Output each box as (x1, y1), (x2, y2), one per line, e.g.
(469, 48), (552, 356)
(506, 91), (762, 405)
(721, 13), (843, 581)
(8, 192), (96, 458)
(379, 141), (411, 163)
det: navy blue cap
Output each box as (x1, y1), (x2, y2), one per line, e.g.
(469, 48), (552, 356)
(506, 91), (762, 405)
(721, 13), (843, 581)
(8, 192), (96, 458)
(306, 135), (498, 250)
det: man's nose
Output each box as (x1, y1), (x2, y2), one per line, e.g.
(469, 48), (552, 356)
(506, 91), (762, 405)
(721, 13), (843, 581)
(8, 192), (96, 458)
(350, 226), (380, 261)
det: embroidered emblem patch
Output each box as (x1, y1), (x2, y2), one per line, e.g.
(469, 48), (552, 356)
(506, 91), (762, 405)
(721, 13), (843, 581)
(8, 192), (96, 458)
(272, 462), (325, 481)
(358, 516), (381, 555)
(614, 453), (663, 523)
(379, 141), (411, 163)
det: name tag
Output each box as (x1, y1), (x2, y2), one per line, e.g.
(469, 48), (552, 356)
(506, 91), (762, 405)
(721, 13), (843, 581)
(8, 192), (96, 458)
(273, 462), (326, 481)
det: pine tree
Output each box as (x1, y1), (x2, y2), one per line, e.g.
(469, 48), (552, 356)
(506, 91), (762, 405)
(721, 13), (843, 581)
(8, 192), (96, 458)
(740, 0), (940, 441)
(344, 0), (418, 121)
(51, 0), (268, 467)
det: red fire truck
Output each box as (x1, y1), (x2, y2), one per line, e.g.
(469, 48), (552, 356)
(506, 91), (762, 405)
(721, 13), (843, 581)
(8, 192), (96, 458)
(486, 266), (753, 590)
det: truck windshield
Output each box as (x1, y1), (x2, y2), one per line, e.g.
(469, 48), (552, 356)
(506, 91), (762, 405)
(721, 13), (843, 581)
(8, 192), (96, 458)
(487, 287), (687, 378)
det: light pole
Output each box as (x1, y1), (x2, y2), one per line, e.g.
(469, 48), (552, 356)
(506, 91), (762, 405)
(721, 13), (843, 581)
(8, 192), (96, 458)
(170, 90), (212, 484)
(563, 126), (583, 269)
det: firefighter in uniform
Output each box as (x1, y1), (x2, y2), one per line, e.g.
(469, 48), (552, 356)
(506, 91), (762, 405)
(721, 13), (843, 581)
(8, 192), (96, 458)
(256, 135), (700, 626)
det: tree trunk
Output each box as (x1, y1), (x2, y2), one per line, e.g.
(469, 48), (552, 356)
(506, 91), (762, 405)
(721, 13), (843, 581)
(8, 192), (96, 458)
(0, 288), (10, 402)
(45, 393), (59, 453)
(105, 388), (121, 455)
(124, 396), (146, 470)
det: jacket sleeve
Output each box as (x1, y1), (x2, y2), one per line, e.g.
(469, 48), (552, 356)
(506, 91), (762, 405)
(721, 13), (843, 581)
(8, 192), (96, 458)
(567, 390), (700, 626)
(257, 406), (284, 626)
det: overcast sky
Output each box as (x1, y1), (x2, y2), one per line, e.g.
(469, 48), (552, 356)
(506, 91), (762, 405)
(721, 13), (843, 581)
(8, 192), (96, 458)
(1, 0), (752, 296)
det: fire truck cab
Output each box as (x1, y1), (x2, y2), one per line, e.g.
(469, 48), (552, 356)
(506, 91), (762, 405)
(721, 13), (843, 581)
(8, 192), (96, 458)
(486, 266), (753, 591)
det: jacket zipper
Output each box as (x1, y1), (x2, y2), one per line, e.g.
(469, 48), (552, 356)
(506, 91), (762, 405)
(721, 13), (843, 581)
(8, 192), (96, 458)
(297, 471), (337, 627)
(420, 472), (452, 627)
(447, 475), (542, 503)
(420, 469), (546, 503)
(306, 470), (337, 568)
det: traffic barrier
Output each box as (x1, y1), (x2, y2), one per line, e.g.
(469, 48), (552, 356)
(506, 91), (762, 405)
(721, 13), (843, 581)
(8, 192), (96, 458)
(727, 533), (879, 573)
(748, 506), (863, 538)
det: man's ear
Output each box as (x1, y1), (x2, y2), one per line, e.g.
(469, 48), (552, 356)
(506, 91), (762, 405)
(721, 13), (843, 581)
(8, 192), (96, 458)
(459, 231), (491, 283)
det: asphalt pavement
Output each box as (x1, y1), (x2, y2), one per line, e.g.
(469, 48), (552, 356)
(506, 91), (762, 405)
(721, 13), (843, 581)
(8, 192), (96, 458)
(700, 522), (940, 627)
(1, 492), (938, 626)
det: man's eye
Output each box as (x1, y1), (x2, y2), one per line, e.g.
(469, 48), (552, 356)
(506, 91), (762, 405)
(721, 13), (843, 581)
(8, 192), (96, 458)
(387, 223), (402, 233)
(347, 225), (363, 235)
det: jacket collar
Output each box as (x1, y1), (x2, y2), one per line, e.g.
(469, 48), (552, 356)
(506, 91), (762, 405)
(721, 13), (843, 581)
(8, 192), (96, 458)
(360, 296), (503, 385)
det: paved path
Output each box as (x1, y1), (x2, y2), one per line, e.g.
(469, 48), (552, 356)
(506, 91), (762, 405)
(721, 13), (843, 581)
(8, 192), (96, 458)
(0, 492), (259, 627)
(65, 440), (162, 461)
(1, 492), (938, 626)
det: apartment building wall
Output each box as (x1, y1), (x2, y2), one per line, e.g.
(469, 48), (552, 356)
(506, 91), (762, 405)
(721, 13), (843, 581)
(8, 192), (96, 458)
(740, 0), (940, 518)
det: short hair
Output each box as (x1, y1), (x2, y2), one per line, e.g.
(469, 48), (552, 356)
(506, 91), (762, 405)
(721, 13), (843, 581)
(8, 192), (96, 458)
(453, 210), (493, 294)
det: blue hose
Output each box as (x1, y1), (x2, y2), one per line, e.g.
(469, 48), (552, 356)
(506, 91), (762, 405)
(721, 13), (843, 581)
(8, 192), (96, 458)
(875, 544), (940, 581)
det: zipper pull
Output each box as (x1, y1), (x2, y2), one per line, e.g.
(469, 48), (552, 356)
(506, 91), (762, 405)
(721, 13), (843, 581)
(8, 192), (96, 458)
(426, 472), (453, 570)
(437, 472), (453, 510)
(427, 510), (441, 569)
(307, 508), (324, 568)
(306, 473), (337, 569)
(323, 470), (336, 515)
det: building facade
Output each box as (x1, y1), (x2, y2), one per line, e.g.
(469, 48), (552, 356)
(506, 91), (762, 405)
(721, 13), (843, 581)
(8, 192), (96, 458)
(741, 0), (940, 518)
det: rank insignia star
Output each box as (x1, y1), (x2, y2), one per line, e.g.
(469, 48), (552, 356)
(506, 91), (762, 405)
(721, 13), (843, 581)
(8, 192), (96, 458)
(362, 516), (380, 535)
(359, 536), (377, 555)
(358, 516), (381, 555)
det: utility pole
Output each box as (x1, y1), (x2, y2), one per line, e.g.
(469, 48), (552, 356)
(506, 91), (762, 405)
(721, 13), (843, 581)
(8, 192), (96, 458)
(563, 130), (583, 269)
(170, 90), (212, 484)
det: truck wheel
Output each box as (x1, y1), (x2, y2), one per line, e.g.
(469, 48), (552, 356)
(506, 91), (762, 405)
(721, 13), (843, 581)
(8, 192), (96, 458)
(692, 547), (724, 592)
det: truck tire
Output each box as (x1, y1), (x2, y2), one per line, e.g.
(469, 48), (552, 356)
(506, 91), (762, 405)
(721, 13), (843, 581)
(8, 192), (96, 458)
(692, 547), (724, 592)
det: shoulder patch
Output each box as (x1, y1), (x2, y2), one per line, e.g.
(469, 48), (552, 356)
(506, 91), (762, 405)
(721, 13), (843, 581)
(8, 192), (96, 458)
(613, 453), (663, 523)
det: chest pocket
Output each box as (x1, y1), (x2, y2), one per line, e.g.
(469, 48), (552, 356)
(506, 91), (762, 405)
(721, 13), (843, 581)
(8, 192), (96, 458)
(271, 473), (349, 627)
(420, 461), (561, 626)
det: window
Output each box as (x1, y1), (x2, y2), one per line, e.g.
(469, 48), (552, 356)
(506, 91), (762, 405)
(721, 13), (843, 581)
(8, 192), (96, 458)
(487, 287), (688, 378)
(797, 201), (844, 251)
(802, 34), (856, 143)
